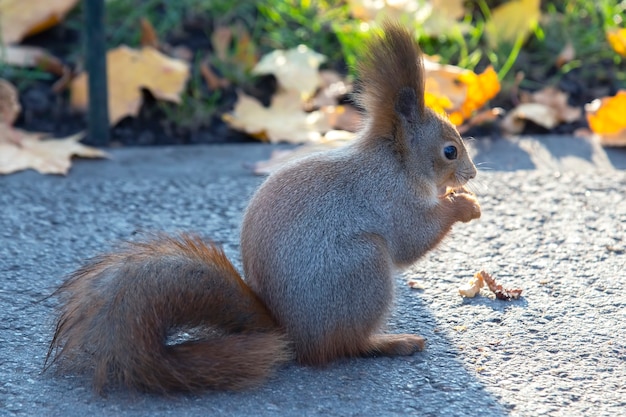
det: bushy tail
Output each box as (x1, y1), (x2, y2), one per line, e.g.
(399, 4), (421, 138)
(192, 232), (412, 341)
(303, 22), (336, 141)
(45, 233), (292, 394)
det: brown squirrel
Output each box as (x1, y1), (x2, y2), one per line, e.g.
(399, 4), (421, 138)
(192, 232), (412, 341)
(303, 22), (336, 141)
(45, 21), (481, 394)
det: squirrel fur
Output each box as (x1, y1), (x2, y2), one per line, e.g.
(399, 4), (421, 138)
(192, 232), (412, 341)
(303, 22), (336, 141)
(46, 21), (481, 394)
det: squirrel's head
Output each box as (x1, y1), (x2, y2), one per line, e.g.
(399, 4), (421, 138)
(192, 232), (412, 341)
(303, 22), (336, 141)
(357, 21), (477, 195)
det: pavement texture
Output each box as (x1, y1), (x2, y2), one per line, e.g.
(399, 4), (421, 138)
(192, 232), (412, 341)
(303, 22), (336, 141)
(1, 135), (625, 416)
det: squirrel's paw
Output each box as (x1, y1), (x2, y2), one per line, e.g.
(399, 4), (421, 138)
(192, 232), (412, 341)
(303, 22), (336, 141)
(450, 192), (481, 223)
(367, 334), (426, 356)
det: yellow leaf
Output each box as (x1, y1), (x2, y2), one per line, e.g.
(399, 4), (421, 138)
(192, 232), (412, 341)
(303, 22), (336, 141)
(424, 60), (500, 126)
(485, 0), (541, 48)
(223, 90), (331, 144)
(586, 91), (626, 146)
(253, 45), (326, 97)
(607, 28), (626, 57)
(70, 46), (190, 125)
(451, 66), (501, 123)
(0, 0), (79, 44)
(0, 131), (107, 175)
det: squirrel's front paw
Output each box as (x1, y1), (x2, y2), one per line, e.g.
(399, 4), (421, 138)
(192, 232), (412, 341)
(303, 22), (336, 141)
(450, 192), (481, 223)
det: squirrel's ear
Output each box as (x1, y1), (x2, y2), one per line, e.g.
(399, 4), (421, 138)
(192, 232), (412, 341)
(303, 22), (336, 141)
(395, 87), (420, 125)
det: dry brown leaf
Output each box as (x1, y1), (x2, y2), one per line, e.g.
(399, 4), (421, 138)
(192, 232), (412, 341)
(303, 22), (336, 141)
(501, 103), (558, 134)
(530, 86), (581, 123)
(200, 58), (230, 90)
(70, 46), (190, 125)
(457, 108), (503, 135)
(223, 90), (332, 143)
(0, 131), (107, 175)
(140, 18), (159, 49)
(504, 86), (581, 134)
(478, 270), (523, 301)
(252, 45), (326, 97)
(586, 91), (626, 146)
(407, 278), (425, 290)
(0, 0), (79, 44)
(211, 26), (233, 62)
(459, 271), (523, 300)
(0, 79), (21, 125)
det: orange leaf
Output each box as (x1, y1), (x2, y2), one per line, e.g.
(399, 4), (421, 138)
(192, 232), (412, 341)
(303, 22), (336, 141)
(586, 91), (626, 146)
(70, 46), (190, 125)
(449, 66), (500, 125)
(0, 0), (79, 44)
(607, 28), (626, 57)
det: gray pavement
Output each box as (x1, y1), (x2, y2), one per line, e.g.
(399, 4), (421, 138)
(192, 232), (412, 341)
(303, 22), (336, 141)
(1, 135), (625, 416)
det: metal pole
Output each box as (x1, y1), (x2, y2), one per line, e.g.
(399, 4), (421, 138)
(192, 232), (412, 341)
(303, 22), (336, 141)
(83, 0), (109, 146)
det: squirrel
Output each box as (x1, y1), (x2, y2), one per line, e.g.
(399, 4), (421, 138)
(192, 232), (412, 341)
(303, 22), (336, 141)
(45, 21), (481, 394)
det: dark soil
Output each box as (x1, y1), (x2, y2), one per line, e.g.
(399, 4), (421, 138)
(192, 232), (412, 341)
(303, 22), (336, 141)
(8, 18), (259, 147)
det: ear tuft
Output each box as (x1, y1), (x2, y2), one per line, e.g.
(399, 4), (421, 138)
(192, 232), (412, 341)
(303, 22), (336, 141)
(395, 87), (418, 124)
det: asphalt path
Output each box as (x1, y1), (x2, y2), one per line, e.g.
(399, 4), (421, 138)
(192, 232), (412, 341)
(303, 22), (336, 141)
(1, 135), (625, 416)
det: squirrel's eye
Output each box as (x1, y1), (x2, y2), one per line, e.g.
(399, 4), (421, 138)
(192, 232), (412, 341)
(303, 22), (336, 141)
(443, 145), (457, 160)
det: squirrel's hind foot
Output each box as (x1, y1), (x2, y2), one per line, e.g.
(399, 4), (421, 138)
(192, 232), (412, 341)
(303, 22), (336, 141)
(365, 334), (426, 357)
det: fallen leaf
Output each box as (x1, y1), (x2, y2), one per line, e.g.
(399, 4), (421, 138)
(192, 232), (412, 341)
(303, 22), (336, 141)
(0, 0), (79, 44)
(252, 45), (326, 97)
(501, 103), (558, 134)
(458, 272), (484, 298)
(586, 91), (626, 146)
(1, 45), (67, 76)
(502, 86), (581, 134)
(485, 0), (541, 48)
(308, 70), (350, 109)
(529, 86), (581, 123)
(211, 26), (233, 61)
(200, 58), (230, 90)
(607, 28), (626, 57)
(70, 46), (190, 125)
(407, 278), (425, 290)
(457, 108), (503, 135)
(423, 59), (500, 125)
(223, 90), (332, 143)
(478, 270), (523, 301)
(140, 18), (159, 49)
(423, 58), (468, 113)
(0, 79), (21, 125)
(0, 131), (107, 175)
(449, 66), (500, 125)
